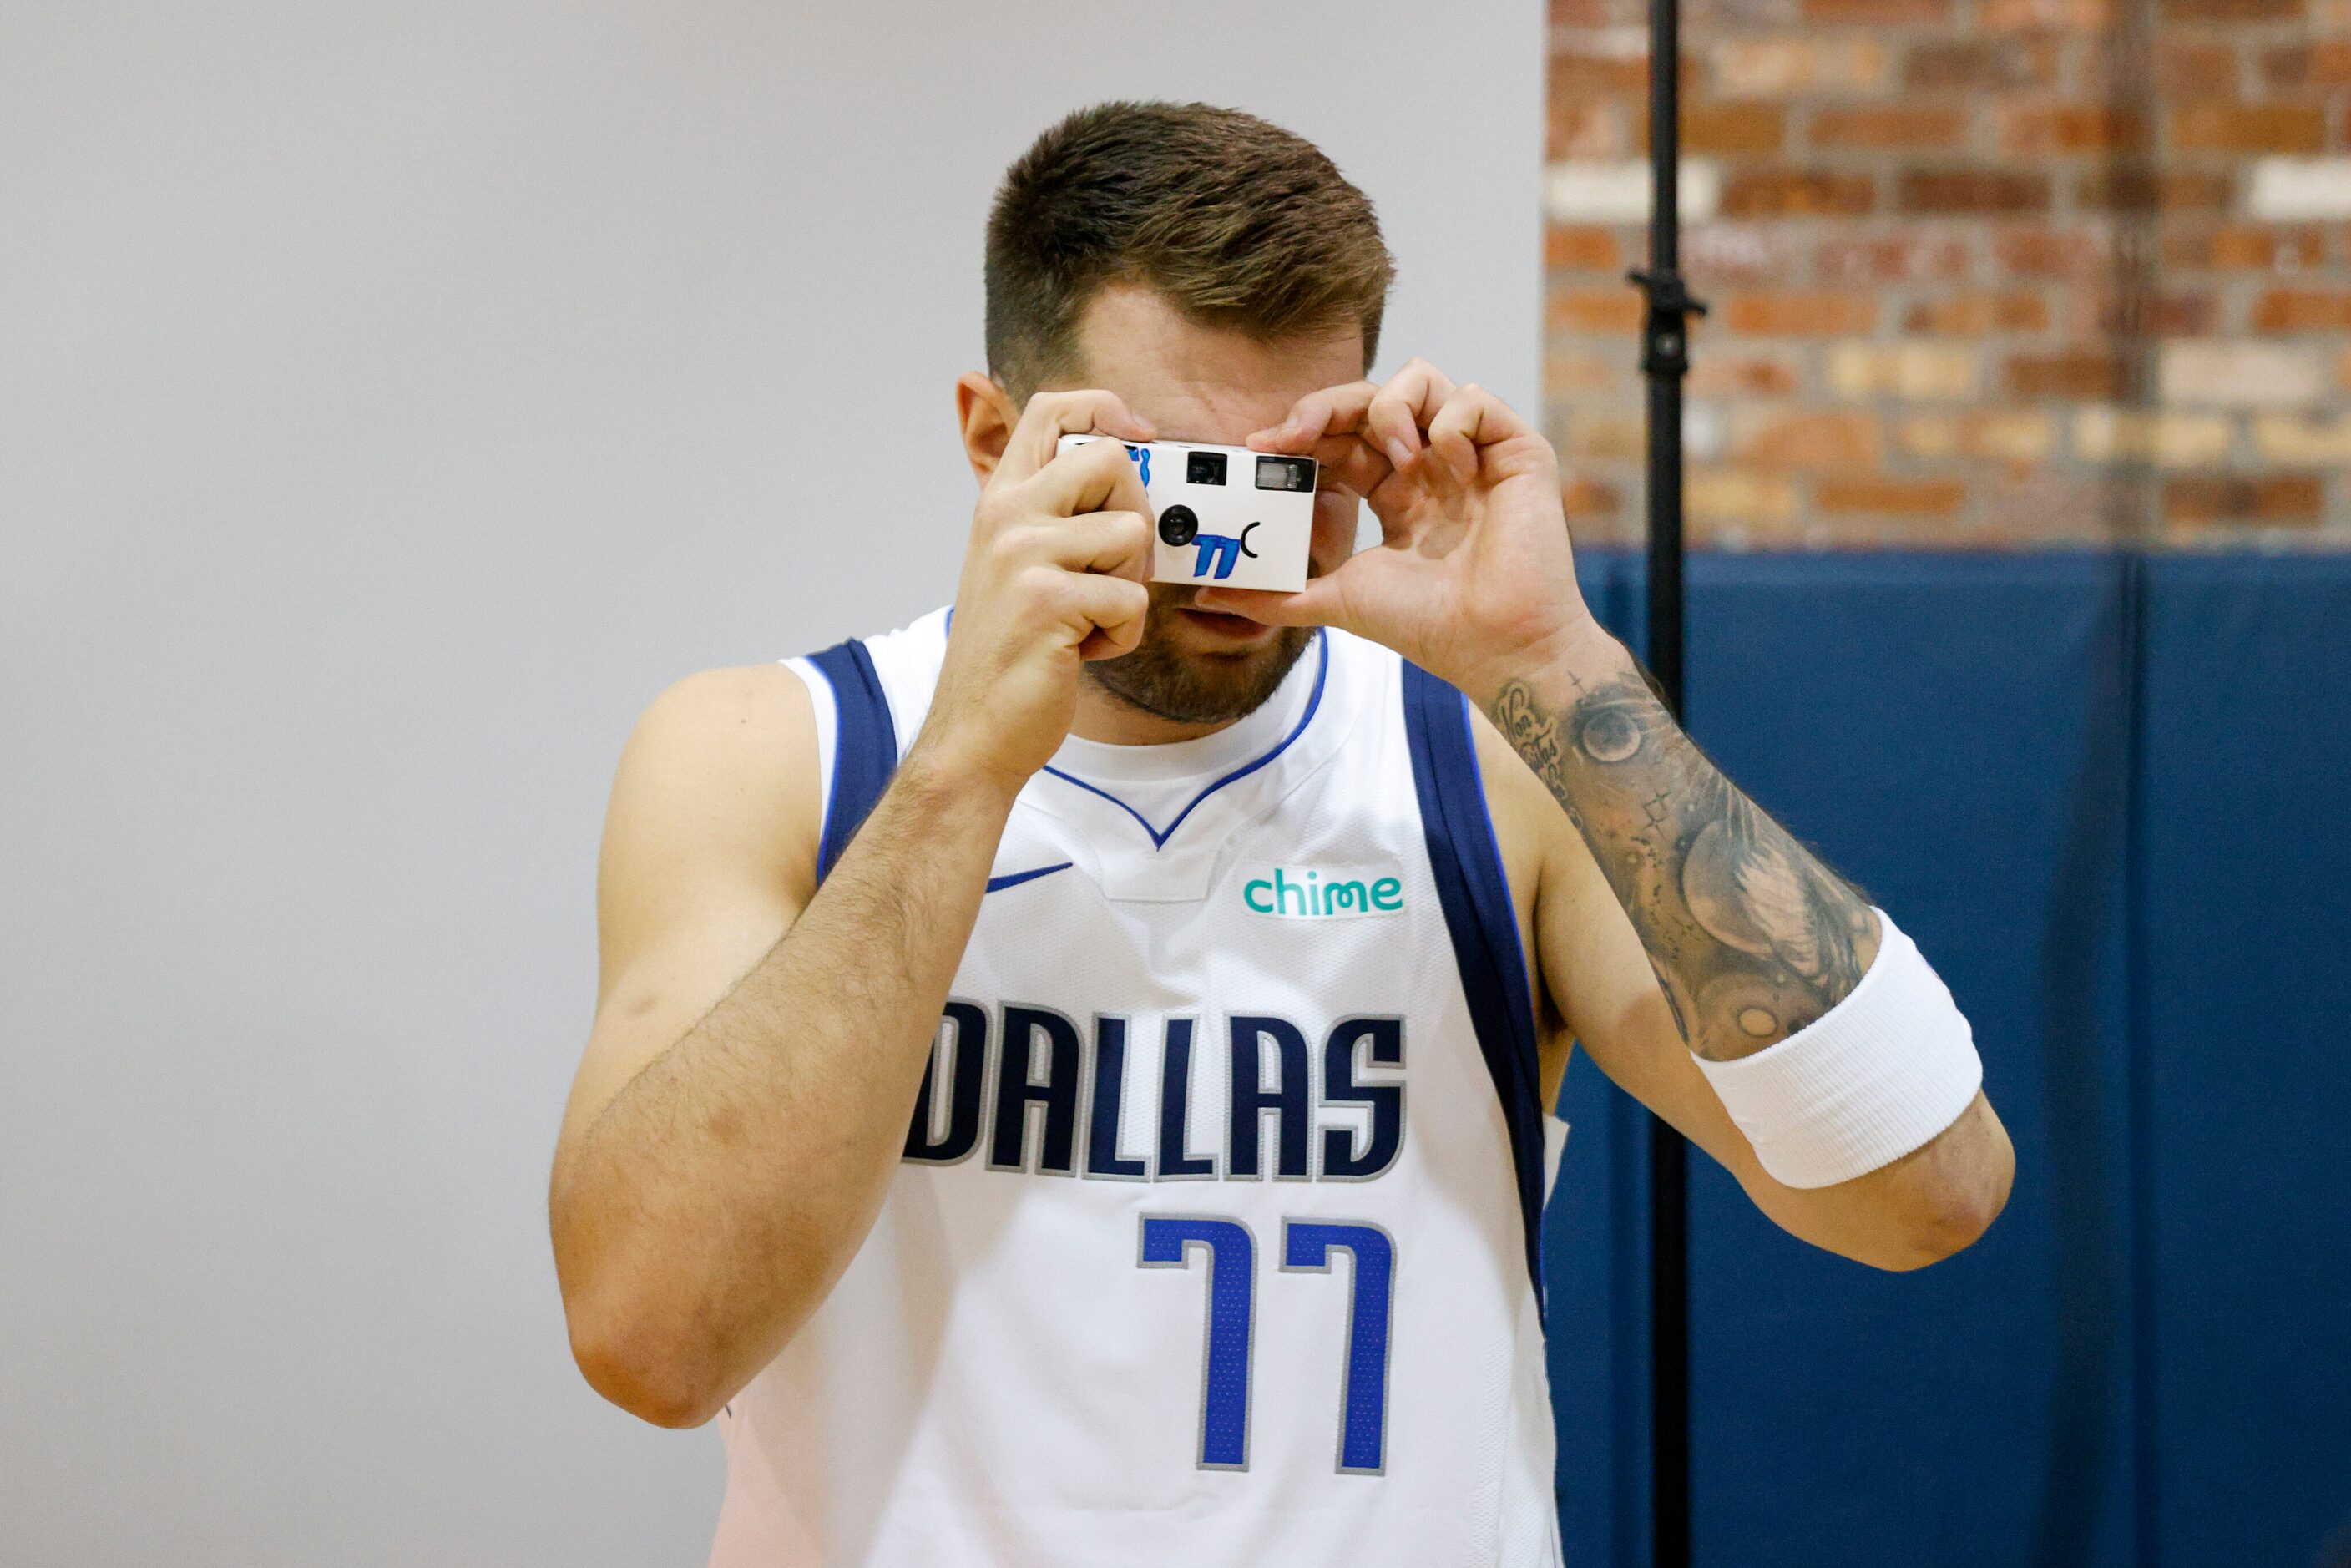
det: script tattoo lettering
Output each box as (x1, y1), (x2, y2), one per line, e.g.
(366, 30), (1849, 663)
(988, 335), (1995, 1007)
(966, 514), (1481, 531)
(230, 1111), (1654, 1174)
(1489, 673), (1878, 1062)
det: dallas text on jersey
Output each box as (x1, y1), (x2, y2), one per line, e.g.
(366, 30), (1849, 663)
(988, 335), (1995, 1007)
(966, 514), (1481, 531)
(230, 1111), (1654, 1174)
(902, 1004), (1406, 1184)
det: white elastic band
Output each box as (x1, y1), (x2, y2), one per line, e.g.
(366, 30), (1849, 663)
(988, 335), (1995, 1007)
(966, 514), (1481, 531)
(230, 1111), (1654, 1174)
(1692, 909), (1982, 1190)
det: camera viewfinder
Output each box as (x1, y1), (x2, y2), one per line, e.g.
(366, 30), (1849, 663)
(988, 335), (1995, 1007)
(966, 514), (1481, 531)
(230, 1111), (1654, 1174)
(1255, 456), (1314, 493)
(1186, 451), (1228, 486)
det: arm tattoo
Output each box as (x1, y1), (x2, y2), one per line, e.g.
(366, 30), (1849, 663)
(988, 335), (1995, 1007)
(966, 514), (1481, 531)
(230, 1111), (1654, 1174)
(1489, 673), (1878, 1062)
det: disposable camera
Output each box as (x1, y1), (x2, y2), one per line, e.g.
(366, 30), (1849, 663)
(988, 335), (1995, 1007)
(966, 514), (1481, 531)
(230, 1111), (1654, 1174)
(1057, 435), (1317, 594)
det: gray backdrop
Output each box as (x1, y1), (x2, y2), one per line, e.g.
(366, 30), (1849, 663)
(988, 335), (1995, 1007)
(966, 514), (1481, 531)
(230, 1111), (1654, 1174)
(0, 2), (1540, 1560)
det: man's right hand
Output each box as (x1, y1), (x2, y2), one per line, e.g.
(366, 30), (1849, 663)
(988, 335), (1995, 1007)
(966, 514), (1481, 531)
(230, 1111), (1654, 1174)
(916, 391), (1158, 798)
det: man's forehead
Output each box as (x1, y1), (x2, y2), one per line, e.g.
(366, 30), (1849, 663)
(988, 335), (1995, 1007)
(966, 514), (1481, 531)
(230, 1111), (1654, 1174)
(1066, 283), (1364, 444)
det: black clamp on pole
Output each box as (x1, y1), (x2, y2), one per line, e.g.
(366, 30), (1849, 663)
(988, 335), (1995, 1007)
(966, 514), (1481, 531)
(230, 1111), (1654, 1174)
(1628, 267), (1707, 383)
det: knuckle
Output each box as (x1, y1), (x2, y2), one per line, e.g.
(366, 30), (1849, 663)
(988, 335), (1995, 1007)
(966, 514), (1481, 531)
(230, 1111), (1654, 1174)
(1016, 563), (1065, 603)
(993, 524), (1043, 565)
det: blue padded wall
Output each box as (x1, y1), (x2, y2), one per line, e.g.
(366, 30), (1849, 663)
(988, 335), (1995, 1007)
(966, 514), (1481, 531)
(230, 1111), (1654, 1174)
(2136, 555), (2351, 1568)
(1544, 550), (2351, 1568)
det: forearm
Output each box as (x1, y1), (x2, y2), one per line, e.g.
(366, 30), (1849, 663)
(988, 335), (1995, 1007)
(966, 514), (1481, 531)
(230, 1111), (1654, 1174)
(554, 748), (1011, 1424)
(1493, 621), (2010, 1259)
(1478, 621), (1878, 1064)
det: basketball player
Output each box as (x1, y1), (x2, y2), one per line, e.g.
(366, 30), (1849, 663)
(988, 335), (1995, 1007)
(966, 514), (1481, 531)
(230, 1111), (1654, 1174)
(550, 102), (2015, 1565)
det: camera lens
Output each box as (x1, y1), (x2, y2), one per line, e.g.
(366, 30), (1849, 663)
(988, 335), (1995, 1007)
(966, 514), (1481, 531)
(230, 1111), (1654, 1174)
(1158, 504), (1199, 547)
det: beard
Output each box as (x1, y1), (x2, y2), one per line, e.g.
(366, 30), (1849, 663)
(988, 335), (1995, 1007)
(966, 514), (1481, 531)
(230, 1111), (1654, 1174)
(1083, 586), (1314, 726)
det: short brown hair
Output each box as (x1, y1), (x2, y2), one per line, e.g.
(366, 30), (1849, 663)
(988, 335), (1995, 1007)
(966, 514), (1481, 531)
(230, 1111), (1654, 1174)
(984, 101), (1394, 398)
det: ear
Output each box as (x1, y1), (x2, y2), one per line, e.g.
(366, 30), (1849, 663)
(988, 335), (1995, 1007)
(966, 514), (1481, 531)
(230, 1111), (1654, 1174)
(955, 372), (1020, 485)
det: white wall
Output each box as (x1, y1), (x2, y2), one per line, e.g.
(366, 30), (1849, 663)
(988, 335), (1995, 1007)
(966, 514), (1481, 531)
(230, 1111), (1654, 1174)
(0, 3), (1540, 1560)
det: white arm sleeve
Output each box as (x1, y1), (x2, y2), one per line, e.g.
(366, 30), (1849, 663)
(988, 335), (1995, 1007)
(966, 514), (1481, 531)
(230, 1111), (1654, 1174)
(1691, 909), (1983, 1190)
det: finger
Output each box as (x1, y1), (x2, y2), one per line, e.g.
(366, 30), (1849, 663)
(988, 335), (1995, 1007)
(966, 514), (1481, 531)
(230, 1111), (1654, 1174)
(1297, 431), (1393, 500)
(1192, 574), (1350, 631)
(1029, 507), (1152, 580)
(1365, 359), (1457, 472)
(1246, 380), (1379, 453)
(1062, 573), (1152, 660)
(1022, 432), (1153, 521)
(1426, 382), (1539, 482)
(994, 390), (1157, 490)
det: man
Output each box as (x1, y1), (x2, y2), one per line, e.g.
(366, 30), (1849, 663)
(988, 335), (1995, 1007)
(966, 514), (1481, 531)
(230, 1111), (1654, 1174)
(550, 101), (2014, 1565)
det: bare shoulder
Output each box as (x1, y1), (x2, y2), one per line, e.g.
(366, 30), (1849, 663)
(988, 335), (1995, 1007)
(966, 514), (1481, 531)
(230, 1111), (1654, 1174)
(598, 664), (822, 979)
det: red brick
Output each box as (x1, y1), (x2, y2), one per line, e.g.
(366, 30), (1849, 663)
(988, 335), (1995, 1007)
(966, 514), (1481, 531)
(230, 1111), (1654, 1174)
(1546, 225), (1624, 271)
(2161, 224), (2328, 271)
(1816, 476), (1971, 516)
(1816, 235), (1973, 284)
(1906, 292), (2053, 332)
(1689, 354), (1805, 397)
(1984, 0), (2116, 24)
(1720, 167), (1878, 218)
(2161, 0), (2301, 20)
(2156, 42), (2238, 93)
(2262, 42), (2351, 88)
(1995, 225), (2117, 281)
(2000, 105), (2150, 154)
(1898, 169), (2053, 215)
(1549, 288), (1645, 333)
(2172, 103), (2328, 154)
(1904, 38), (2057, 91)
(1720, 291), (1879, 336)
(1546, 347), (1625, 396)
(2252, 289), (2351, 330)
(1813, 106), (1969, 151)
(1804, 0), (1946, 20)
(2075, 167), (2235, 212)
(1550, 43), (1650, 95)
(1551, 0), (1615, 25)
(2075, 290), (2222, 336)
(2007, 352), (2132, 400)
(1731, 408), (1883, 468)
(2163, 474), (2323, 524)
(1560, 476), (1625, 518)
(1548, 99), (1622, 160)
(1636, 101), (1787, 154)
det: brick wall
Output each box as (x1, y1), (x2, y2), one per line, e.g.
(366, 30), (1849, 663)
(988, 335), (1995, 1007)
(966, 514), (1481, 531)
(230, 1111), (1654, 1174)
(1545, 0), (2351, 546)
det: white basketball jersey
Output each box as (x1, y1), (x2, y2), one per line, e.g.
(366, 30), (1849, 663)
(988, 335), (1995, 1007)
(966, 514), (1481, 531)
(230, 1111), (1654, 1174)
(712, 609), (1564, 1566)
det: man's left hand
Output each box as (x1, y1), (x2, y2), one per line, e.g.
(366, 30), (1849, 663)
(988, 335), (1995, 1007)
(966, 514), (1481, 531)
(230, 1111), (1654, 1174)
(1196, 359), (1605, 701)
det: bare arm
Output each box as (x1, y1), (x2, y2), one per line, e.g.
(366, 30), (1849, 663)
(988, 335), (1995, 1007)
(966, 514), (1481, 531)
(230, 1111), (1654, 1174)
(1477, 704), (2012, 1272)
(550, 392), (1155, 1427)
(550, 674), (1014, 1428)
(1216, 361), (2012, 1270)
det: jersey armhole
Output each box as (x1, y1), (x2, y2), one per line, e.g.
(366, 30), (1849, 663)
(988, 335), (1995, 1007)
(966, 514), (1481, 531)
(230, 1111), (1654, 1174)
(779, 655), (839, 838)
(1401, 660), (1550, 1316)
(794, 640), (902, 883)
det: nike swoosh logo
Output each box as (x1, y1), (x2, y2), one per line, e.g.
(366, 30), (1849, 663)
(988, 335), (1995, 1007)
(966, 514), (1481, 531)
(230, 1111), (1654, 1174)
(985, 861), (1074, 894)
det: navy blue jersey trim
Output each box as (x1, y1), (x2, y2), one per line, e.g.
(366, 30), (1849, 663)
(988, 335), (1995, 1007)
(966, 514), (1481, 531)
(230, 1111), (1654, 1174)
(807, 639), (899, 883)
(985, 861), (1074, 893)
(1039, 631), (1328, 848)
(1399, 660), (1548, 1314)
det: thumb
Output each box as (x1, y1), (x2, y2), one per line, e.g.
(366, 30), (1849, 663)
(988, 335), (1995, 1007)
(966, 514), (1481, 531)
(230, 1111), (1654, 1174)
(1192, 575), (1354, 633)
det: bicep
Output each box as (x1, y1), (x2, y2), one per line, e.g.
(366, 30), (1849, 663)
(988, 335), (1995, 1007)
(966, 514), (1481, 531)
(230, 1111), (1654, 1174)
(558, 664), (822, 1160)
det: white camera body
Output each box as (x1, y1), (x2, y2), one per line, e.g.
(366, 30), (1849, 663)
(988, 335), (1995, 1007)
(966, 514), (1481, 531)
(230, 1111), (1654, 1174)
(1056, 434), (1317, 594)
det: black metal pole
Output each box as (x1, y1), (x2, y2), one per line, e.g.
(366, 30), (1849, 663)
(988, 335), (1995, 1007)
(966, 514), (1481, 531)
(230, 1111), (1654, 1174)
(1628, 0), (1703, 1557)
